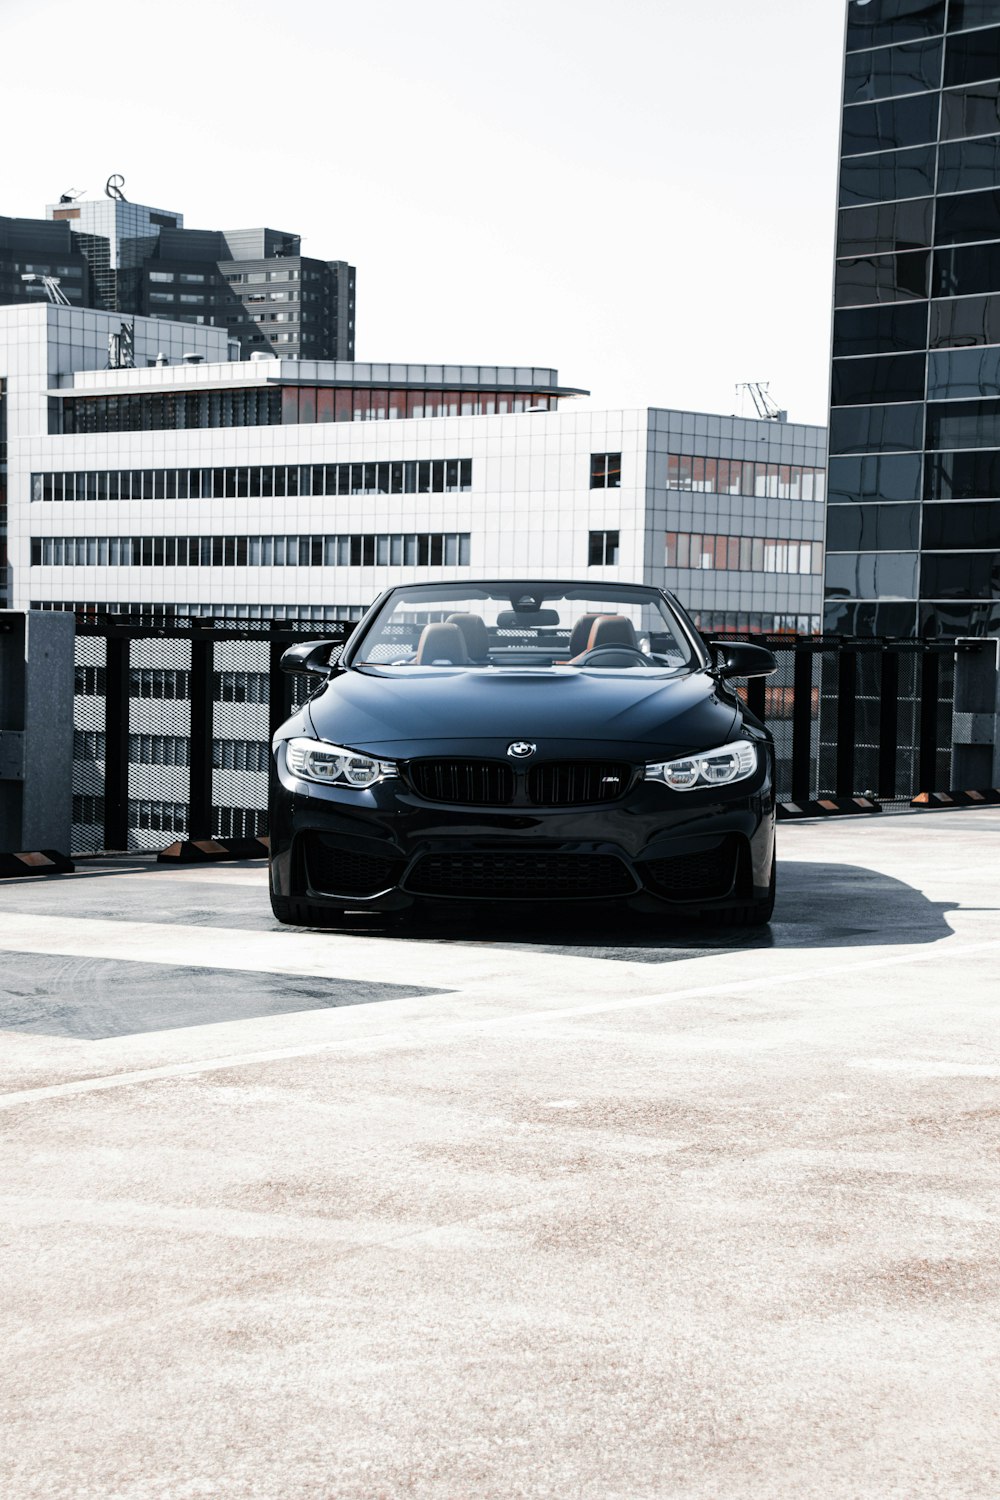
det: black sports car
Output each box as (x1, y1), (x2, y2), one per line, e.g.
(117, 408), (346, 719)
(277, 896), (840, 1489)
(269, 580), (778, 926)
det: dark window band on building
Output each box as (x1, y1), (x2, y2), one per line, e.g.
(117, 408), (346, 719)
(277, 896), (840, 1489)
(836, 197), (934, 258)
(831, 352), (927, 406)
(589, 453), (622, 488)
(587, 530), (620, 565)
(833, 249), (930, 306)
(833, 301), (929, 357)
(923, 499), (1000, 547)
(57, 386), (555, 434)
(841, 92), (940, 157)
(666, 454), (826, 500)
(925, 446), (1000, 496)
(213, 740), (270, 772)
(927, 395), (1000, 447)
(129, 799), (188, 834)
(829, 401), (924, 454)
(828, 452), (924, 504)
(31, 459), (472, 502)
(825, 550), (920, 599)
(940, 80), (1000, 142)
(944, 24), (1000, 89)
(921, 548), (1000, 597)
(665, 533), (821, 574)
(948, 2), (1000, 35)
(42, 601), (360, 623)
(826, 502), (921, 551)
(30, 532), (472, 568)
(72, 794), (105, 825)
(839, 145), (937, 208)
(929, 291), (1000, 347)
(846, 2), (946, 55)
(128, 734), (190, 766)
(844, 37), (943, 106)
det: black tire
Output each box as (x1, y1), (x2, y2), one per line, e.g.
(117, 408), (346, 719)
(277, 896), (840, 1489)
(707, 858), (776, 928)
(269, 888), (348, 928)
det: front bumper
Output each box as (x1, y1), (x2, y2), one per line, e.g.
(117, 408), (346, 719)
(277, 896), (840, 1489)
(269, 744), (775, 914)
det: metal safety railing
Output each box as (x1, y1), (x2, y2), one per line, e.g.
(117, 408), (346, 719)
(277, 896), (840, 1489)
(708, 633), (959, 812)
(69, 616), (969, 854)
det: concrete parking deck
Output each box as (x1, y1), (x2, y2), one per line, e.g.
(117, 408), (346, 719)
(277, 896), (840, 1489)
(0, 811), (998, 1499)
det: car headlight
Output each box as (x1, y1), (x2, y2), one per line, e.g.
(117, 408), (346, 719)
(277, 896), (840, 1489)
(284, 737), (398, 788)
(645, 738), (757, 792)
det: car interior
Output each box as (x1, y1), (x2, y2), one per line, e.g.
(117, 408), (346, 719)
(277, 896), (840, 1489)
(358, 599), (691, 670)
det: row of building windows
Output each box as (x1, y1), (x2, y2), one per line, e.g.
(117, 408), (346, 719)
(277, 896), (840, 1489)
(692, 611), (821, 636)
(32, 459), (473, 503)
(33, 532), (471, 569)
(75, 666), (276, 701)
(665, 532), (822, 574)
(59, 386), (556, 434)
(666, 454), (826, 501)
(224, 270), (300, 284)
(71, 796), (266, 839)
(41, 601), (358, 622)
(71, 731), (271, 772)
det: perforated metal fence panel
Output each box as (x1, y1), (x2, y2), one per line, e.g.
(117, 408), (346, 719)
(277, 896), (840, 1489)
(71, 617), (353, 853)
(69, 619), (960, 853)
(712, 635), (957, 809)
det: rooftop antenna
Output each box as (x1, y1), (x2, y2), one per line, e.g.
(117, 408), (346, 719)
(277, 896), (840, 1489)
(105, 173), (127, 202)
(21, 273), (71, 306)
(735, 381), (787, 422)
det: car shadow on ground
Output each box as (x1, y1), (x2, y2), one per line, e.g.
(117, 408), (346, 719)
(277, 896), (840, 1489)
(310, 860), (958, 964)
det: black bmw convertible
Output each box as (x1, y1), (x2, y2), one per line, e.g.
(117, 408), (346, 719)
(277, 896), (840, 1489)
(268, 580), (778, 927)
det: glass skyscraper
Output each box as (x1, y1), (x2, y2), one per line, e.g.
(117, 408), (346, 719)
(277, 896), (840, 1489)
(827, 0), (1000, 638)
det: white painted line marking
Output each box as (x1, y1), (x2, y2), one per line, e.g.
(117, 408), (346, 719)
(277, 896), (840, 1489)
(1, 938), (998, 1111)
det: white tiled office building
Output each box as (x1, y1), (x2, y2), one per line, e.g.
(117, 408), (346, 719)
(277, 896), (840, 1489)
(1, 304), (827, 632)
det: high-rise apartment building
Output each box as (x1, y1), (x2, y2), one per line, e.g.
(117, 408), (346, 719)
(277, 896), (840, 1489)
(827, 0), (1000, 639)
(0, 184), (355, 361)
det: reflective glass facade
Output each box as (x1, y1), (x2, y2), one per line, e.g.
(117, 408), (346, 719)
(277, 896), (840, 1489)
(828, 0), (1000, 637)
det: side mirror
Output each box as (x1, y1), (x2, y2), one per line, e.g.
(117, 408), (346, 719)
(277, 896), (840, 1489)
(279, 640), (342, 676)
(711, 642), (777, 680)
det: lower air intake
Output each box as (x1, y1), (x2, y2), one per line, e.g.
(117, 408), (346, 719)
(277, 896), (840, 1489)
(405, 851), (635, 899)
(639, 840), (738, 900)
(304, 835), (403, 896)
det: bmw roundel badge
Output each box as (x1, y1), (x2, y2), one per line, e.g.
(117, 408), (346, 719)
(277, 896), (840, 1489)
(507, 741), (536, 759)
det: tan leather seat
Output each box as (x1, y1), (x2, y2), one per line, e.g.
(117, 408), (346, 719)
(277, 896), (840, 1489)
(447, 612), (490, 662)
(585, 615), (638, 652)
(413, 622), (470, 665)
(567, 612), (602, 658)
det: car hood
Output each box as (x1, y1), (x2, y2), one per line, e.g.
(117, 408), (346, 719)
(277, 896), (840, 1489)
(305, 666), (741, 759)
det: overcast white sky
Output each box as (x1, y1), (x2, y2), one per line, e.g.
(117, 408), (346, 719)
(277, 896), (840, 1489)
(3, 0), (846, 425)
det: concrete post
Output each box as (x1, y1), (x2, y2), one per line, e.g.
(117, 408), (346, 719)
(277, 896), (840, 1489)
(951, 637), (1000, 789)
(0, 611), (75, 852)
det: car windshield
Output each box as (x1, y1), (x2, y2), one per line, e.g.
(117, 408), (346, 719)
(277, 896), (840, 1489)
(351, 582), (698, 673)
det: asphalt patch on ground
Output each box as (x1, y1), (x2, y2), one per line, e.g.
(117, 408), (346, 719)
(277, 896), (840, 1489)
(0, 954), (448, 1040)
